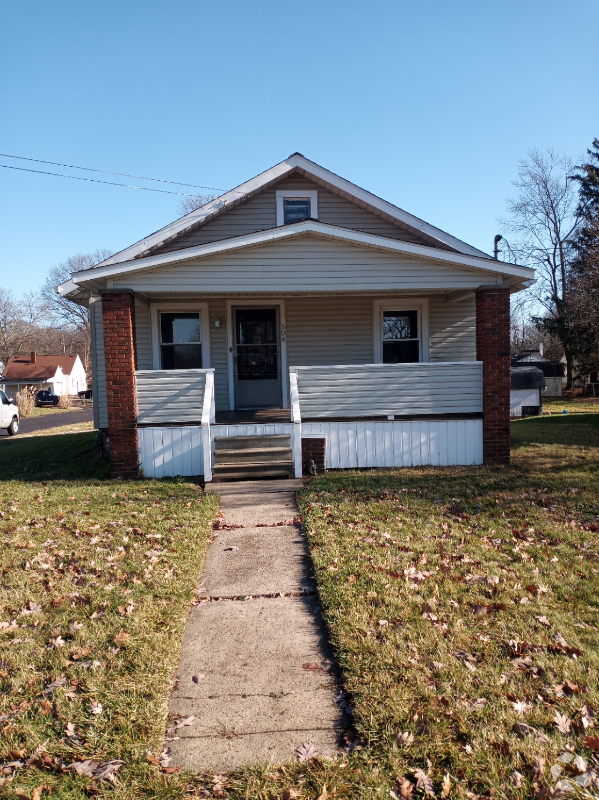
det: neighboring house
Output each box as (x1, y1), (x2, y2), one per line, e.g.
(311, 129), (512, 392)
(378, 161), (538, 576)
(58, 153), (534, 480)
(510, 366), (546, 417)
(1, 352), (87, 397)
(512, 346), (564, 397)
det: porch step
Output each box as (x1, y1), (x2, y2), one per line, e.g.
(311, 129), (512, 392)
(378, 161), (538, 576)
(213, 434), (294, 479)
(214, 434), (290, 450)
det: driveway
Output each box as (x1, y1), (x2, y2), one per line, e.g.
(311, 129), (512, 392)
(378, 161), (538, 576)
(0, 408), (94, 436)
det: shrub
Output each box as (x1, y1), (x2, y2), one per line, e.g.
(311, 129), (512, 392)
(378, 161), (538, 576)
(57, 394), (71, 409)
(14, 385), (37, 416)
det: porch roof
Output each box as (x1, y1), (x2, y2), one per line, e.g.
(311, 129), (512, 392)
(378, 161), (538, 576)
(59, 220), (535, 300)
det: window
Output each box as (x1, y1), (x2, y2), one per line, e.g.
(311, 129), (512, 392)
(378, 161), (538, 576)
(160, 312), (202, 369)
(276, 190), (318, 226)
(0, 391), (9, 405)
(382, 311), (419, 363)
(283, 198), (311, 224)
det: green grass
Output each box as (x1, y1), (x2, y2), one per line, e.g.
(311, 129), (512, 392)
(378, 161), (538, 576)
(543, 397), (599, 415)
(0, 432), (219, 799)
(2, 420), (599, 799)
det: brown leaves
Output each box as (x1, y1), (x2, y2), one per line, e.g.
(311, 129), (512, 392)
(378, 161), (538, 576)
(113, 629), (130, 645)
(295, 741), (320, 762)
(584, 734), (599, 751)
(512, 722), (550, 744)
(441, 773), (452, 798)
(42, 675), (66, 695)
(413, 768), (435, 796)
(553, 711), (572, 735)
(393, 731), (415, 747)
(117, 603), (135, 617)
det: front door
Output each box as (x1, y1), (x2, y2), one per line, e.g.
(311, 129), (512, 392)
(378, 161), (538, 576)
(234, 308), (281, 409)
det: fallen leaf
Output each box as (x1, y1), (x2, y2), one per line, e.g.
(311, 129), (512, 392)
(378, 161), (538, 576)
(69, 621), (83, 634)
(302, 662), (321, 671)
(47, 636), (65, 649)
(394, 731), (415, 747)
(532, 755), (546, 778)
(90, 701), (103, 716)
(117, 604), (135, 617)
(512, 722), (550, 744)
(584, 734), (599, 750)
(510, 770), (524, 788)
(113, 630), (130, 645)
(413, 769), (434, 796)
(170, 715), (196, 731)
(43, 676), (67, 695)
(295, 741), (320, 762)
(441, 772), (451, 797)
(396, 777), (414, 799)
(536, 615), (551, 627)
(316, 786), (328, 800)
(554, 711), (572, 735)
(281, 790), (301, 800)
(192, 674), (205, 684)
(513, 700), (532, 715)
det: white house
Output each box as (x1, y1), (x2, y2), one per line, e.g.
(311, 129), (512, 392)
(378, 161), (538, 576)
(1, 352), (87, 397)
(58, 153), (534, 480)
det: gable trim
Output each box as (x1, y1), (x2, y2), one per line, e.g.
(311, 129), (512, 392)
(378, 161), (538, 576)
(93, 154), (493, 268)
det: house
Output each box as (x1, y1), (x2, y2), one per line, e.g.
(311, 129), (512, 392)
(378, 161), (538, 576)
(1, 352), (87, 398)
(510, 366), (546, 417)
(58, 153), (534, 480)
(511, 345), (564, 397)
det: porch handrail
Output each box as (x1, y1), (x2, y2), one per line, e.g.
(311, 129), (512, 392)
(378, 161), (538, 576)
(289, 369), (302, 478)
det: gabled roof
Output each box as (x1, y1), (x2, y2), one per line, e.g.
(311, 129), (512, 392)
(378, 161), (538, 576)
(3, 354), (79, 381)
(62, 220), (535, 294)
(93, 153), (493, 268)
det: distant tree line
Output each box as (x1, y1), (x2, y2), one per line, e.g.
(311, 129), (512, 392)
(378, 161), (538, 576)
(502, 139), (599, 388)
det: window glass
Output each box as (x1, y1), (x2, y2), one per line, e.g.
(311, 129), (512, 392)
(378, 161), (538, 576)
(160, 312), (202, 369)
(0, 391), (9, 405)
(382, 310), (419, 363)
(283, 198), (311, 224)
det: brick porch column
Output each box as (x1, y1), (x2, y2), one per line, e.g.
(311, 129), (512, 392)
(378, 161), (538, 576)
(101, 290), (138, 479)
(476, 287), (511, 465)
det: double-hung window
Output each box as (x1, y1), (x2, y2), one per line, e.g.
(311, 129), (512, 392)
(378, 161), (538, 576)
(374, 299), (429, 364)
(160, 312), (202, 369)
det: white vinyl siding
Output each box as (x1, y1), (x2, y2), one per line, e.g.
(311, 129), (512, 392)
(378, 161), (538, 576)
(153, 175), (445, 254)
(286, 296), (373, 366)
(429, 296), (477, 362)
(135, 303), (152, 370)
(113, 238), (496, 294)
(136, 369), (208, 424)
(89, 296), (108, 429)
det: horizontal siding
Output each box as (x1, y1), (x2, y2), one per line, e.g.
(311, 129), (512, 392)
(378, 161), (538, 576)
(302, 419), (483, 467)
(114, 237), (496, 293)
(429, 296), (476, 362)
(155, 175), (441, 254)
(286, 296), (372, 367)
(135, 303), (152, 370)
(135, 369), (207, 424)
(138, 426), (204, 478)
(89, 296), (108, 429)
(295, 363), (483, 417)
(208, 298), (228, 411)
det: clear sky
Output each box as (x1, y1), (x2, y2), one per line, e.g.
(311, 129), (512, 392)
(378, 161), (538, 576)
(1, 0), (597, 294)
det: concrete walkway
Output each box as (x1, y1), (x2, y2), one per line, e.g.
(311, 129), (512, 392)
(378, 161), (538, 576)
(168, 479), (347, 772)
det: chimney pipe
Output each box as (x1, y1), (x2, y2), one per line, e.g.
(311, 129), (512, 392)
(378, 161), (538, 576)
(31, 352), (36, 364)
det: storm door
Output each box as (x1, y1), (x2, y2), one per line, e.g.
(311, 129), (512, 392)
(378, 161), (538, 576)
(234, 308), (281, 409)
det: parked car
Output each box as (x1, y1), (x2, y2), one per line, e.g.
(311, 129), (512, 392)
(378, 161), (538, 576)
(78, 388), (93, 399)
(0, 390), (19, 435)
(36, 389), (59, 407)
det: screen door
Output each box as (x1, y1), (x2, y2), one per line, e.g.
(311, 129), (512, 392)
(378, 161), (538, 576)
(234, 308), (281, 409)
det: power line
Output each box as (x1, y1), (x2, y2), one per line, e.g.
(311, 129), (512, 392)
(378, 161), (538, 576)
(0, 162), (220, 197)
(0, 151), (233, 193)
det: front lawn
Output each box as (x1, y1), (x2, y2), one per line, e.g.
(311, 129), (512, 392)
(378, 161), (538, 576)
(0, 432), (218, 799)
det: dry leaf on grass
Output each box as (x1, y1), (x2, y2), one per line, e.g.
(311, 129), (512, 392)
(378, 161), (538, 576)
(510, 770), (524, 788)
(69, 620), (83, 634)
(395, 777), (414, 798)
(90, 701), (103, 716)
(441, 773), (452, 797)
(295, 741), (320, 762)
(532, 755), (546, 778)
(413, 769), (435, 796)
(281, 790), (301, 800)
(512, 722), (550, 744)
(394, 731), (415, 747)
(43, 676), (66, 695)
(554, 711), (572, 735)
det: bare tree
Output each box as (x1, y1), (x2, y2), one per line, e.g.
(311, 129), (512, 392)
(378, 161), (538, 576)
(42, 250), (112, 373)
(177, 193), (217, 217)
(0, 289), (49, 366)
(500, 149), (582, 386)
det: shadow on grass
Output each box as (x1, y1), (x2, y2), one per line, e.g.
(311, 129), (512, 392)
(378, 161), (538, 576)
(0, 431), (110, 482)
(511, 412), (599, 447)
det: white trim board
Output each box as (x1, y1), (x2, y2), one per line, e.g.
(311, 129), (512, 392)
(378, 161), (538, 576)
(149, 301), (211, 370)
(84, 154), (494, 270)
(63, 220), (534, 292)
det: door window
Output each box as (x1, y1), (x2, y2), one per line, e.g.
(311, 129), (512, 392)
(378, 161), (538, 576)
(160, 312), (202, 369)
(382, 310), (420, 363)
(235, 309), (278, 380)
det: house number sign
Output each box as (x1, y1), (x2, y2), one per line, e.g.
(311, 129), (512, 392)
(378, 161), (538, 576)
(280, 323), (286, 342)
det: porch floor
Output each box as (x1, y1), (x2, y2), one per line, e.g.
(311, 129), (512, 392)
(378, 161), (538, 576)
(215, 408), (292, 424)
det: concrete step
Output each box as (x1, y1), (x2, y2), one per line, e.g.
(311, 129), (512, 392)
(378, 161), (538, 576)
(214, 447), (292, 464)
(212, 461), (294, 479)
(214, 434), (291, 451)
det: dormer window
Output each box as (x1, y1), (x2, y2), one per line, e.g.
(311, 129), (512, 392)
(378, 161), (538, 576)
(276, 189), (318, 226)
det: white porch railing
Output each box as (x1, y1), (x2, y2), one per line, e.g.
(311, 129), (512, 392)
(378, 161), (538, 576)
(289, 361), (483, 477)
(135, 368), (215, 481)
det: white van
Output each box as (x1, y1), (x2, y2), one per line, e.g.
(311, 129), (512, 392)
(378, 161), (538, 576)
(0, 390), (19, 435)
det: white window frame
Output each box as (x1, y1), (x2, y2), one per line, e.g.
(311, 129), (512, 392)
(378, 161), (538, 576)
(276, 190), (318, 226)
(150, 302), (210, 370)
(373, 298), (429, 363)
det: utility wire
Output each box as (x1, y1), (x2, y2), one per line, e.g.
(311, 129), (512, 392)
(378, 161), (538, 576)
(0, 162), (222, 197)
(0, 151), (234, 193)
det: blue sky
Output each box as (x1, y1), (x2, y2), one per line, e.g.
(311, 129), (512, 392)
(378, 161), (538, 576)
(1, 0), (597, 294)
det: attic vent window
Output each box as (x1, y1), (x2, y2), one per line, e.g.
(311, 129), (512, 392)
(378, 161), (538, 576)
(276, 189), (318, 226)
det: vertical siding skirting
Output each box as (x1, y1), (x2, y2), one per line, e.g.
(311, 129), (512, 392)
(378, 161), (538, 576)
(137, 419), (482, 478)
